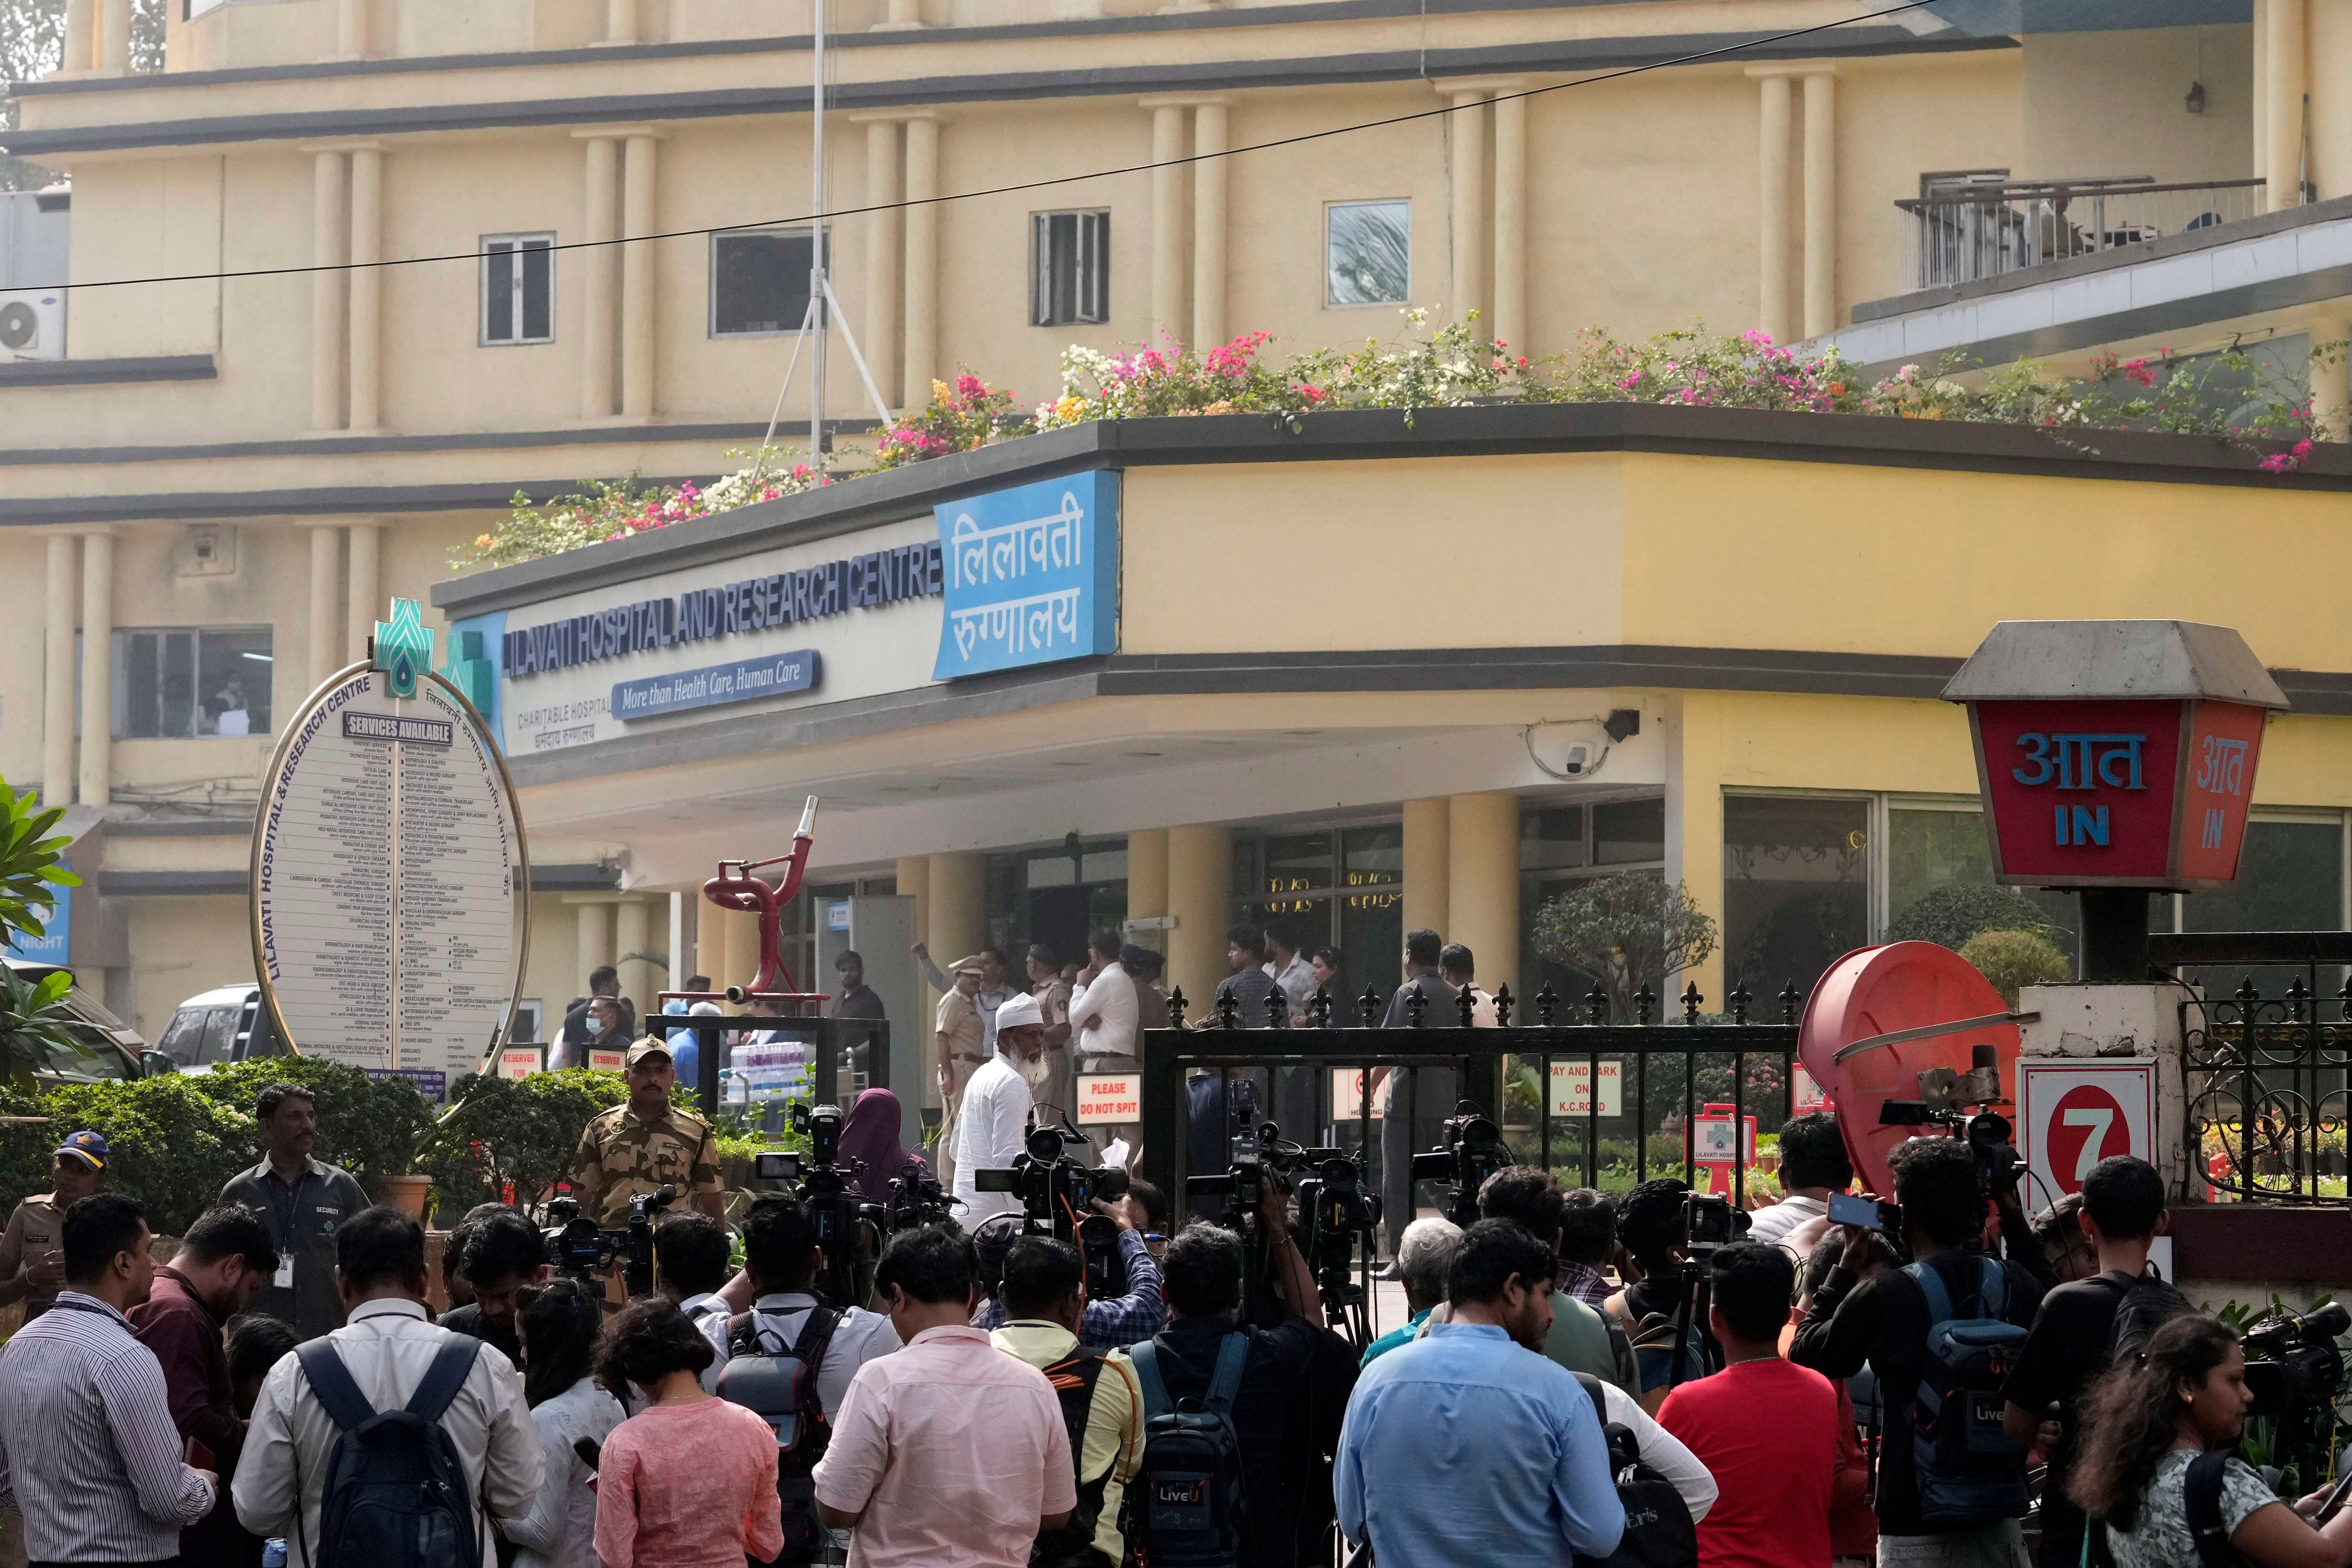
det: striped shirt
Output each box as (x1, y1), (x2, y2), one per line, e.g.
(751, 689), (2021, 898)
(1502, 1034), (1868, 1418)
(0, 1289), (217, 1563)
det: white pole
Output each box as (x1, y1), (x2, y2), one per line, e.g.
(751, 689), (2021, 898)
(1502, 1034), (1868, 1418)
(810, 0), (828, 474)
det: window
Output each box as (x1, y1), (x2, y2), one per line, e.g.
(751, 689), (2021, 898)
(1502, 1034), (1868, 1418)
(1031, 211), (1110, 327)
(1232, 824), (1405, 1004)
(1723, 795), (1870, 994)
(480, 234), (553, 346)
(112, 626), (272, 738)
(711, 227), (828, 336)
(1518, 798), (1671, 1009)
(1326, 200), (1411, 307)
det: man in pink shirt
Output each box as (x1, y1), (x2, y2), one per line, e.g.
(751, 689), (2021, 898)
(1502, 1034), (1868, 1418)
(814, 1225), (1075, 1568)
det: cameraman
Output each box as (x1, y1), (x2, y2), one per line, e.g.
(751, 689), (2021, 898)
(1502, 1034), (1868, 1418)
(1605, 1178), (1716, 1411)
(651, 1211), (736, 1379)
(973, 1193), (1165, 1350)
(565, 1037), (724, 1226)
(712, 1197), (902, 1416)
(439, 1208), (547, 1363)
(1791, 1137), (2048, 1568)
(1133, 1179), (1358, 1568)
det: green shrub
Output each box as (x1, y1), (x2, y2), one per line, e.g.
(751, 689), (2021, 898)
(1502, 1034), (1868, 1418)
(416, 1068), (628, 1220)
(1959, 928), (2074, 1007)
(184, 1058), (434, 1200)
(1890, 884), (2063, 953)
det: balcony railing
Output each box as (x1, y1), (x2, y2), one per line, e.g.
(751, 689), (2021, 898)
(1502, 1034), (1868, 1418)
(1897, 175), (2269, 292)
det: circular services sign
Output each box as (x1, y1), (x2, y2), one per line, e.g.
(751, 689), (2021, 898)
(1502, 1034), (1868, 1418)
(251, 665), (529, 1100)
(2044, 1083), (2129, 1195)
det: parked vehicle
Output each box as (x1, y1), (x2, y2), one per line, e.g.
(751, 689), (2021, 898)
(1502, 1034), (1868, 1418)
(154, 984), (289, 1073)
(3, 958), (163, 1085)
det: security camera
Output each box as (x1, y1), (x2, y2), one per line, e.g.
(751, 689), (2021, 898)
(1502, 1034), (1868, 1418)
(1555, 740), (1603, 776)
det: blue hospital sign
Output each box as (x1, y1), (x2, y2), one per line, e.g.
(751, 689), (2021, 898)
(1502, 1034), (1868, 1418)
(932, 471), (1119, 680)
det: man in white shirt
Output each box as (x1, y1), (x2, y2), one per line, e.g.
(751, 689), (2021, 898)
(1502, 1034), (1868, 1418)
(1441, 944), (1502, 1027)
(953, 992), (1047, 1226)
(1263, 923), (1319, 1023)
(651, 1211), (737, 1389)
(1067, 930), (1141, 1165)
(709, 1197), (902, 1414)
(1744, 1110), (1852, 1255)
(234, 1205), (541, 1568)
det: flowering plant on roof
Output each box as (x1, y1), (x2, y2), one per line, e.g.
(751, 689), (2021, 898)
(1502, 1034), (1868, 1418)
(871, 373), (1025, 471)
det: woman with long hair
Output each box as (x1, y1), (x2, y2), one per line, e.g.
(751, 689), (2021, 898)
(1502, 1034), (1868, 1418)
(503, 1279), (625, 1568)
(2069, 1314), (2352, 1568)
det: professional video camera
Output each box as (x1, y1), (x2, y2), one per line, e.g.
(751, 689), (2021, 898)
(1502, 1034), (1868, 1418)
(540, 1195), (611, 1281)
(1680, 1190), (1749, 1259)
(1410, 1104), (1514, 1229)
(1185, 1121), (1379, 1343)
(977, 1121), (1131, 1298)
(540, 1185), (676, 1296)
(1878, 1044), (2025, 1198)
(754, 1101), (887, 1309)
(2240, 1300), (2351, 1490)
(883, 1165), (955, 1231)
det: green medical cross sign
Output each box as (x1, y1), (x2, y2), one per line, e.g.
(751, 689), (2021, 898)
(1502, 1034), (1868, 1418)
(373, 598), (435, 699)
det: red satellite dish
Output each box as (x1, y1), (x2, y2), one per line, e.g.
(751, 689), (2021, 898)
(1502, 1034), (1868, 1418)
(1797, 942), (2023, 1200)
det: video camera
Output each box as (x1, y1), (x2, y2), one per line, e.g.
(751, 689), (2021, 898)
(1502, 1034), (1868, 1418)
(1681, 1190), (1750, 1259)
(541, 1185), (677, 1297)
(763, 1102), (887, 1308)
(2240, 1300), (2350, 1490)
(976, 1121), (1132, 1299)
(1185, 1121), (1379, 1342)
(1410, 1104), (1514, 1229)
(1878, 1045), (2024, 1199)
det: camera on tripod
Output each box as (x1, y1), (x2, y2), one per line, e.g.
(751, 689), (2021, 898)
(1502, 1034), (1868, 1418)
(780, 1101), (886, 1306)
(1878, 1046), (2024, 1198)
(1410, 1104), (1514, 1229)
(1185, 1121), (1378, 1343)
(2240, 1300), (2350, 1491)
(1681, 1190), (1750, 1259)
(976, 1121), (1131, 1298)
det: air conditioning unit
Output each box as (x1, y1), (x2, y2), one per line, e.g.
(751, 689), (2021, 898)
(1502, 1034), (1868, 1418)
(0, 289), (65, 361)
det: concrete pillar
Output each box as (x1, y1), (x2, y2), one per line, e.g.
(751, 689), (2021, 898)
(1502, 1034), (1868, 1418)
(76, 532), (112, 808)
(2311, 315), (2350, 441)
(1401, 798), (1451, 944)
(576, 901), (613, 1000)
(308, 525), (342, 691)
(310, 151), (349, 431)
(2308, 1), (2352, 200)
(896, 854), (934, 1024)
(345, 522), (379, 664)
(1449, 92), (1488, 326)
(694, 905), (733, 996)
(722, 907), (763, 997)
(864, 119), (904, 409)
(347, 148), (383, 430)
(1149, 104), (1187, 343)
(606, 0), (638, 43)
(927, 852), (985, 975)
(621, 132), (661, 419)
(99, 0), (129, 72)
(614, 898), (654, 1022)
(42, 536), (75, 807)
(1493, 91), (1526, 356)
(1663, 693), (1727, 1003)
(1126, 829), (1170, 922)
(1165, 825), (1232, 1009)
(877, 0), (924, 27)
(578, 135), (620, 420)
(1447, 794), (1521, 1003)
(1802, 71), (1837, 339)
(2269, 0), (2308, 210)
(1192, 101), (1228, 353)
(903, 117), (940, 401)
(1756, 73), (1793, 344)
(62, 0), (94, 74)
(2256, 0), (2271, 183)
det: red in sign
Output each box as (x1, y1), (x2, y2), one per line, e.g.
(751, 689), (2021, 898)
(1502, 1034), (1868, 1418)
(2043, 1083), (2129, 1196)
(2176, 701), (2267, 882)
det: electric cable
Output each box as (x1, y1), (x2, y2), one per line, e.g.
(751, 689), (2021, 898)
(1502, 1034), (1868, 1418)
(9, 0), (1947, 295)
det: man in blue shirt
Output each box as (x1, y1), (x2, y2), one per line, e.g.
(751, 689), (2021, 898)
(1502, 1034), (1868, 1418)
(1337, 1218), (1625, 1568)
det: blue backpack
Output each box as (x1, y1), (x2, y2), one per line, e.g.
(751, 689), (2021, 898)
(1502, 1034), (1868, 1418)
(1128, 1332), (1250, 1568)
(1905, 1256), (2031, 1528)
(294, 1337), (483, 1568)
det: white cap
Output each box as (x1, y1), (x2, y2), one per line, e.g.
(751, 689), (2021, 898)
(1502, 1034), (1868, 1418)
(994, 992), (1046, 1032)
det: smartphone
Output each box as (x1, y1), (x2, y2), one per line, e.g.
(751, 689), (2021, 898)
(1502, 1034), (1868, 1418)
(1828, 1192), (1901, 1232)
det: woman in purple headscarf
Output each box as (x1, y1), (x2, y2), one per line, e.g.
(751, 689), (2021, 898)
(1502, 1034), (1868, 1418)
(836, 1088), (927, 1200)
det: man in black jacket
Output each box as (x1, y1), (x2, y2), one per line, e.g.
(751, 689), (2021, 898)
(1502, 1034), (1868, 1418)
(1371, 928), (1456, 1259)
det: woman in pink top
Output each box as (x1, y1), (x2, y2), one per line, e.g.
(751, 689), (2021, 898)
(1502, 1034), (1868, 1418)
(592, 1296), (783, 1568)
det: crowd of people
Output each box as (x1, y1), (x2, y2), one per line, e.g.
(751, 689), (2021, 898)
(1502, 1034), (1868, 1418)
(2, 974), (2349, 1568)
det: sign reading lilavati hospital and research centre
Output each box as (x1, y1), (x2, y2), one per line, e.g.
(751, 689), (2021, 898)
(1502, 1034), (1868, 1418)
(452, 470), (1121, 755)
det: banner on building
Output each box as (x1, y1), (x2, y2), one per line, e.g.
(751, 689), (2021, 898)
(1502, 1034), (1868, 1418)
(934, 470), (1119, 680)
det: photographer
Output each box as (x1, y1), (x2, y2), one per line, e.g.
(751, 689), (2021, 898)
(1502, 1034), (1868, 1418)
(441, 1208), (549, 1363)
(1131, 1179), (1358, 1568)
(713, 1196), (900, 1416)
(1791, 1137), (2047, 1568)
(973, 1192), (1165, 1349)
(2003, 1155), (2184, 1568)
(1749, 1110), (1852, 1255)
(2069, 1313), (2352, 1568)
(651, 1210), (736, 1378)
(565, 1037), (724, 1226)
(1605, 1178), (1716, 1411)
(1360, 1217), (1460, 1366)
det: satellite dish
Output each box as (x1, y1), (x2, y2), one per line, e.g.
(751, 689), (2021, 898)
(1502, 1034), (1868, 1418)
(1797, 941), (2023, 1200)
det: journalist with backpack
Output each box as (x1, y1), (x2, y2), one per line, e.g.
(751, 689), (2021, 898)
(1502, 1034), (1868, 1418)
(1791, 1136), (2052, 1568)
(231, 1205), (543, 1568)
(592, 1294), (785, 1568)
(2068, 1313), (2352, 1568)
(501, 1278), (623, 1568)
(2002, 1156), (2188, 1568)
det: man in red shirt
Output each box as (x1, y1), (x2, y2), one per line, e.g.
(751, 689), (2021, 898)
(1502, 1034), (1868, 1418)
(1660, 1242), (1838, 1568)
(129, 1204), (280, 1568)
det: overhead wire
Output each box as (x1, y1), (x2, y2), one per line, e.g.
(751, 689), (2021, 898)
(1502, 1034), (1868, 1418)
(10, 0), (1949, 296)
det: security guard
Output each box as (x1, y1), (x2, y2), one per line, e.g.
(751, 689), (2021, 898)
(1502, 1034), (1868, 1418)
(0, 1130), (109, 1323)
(567, 1036), (725, 1226)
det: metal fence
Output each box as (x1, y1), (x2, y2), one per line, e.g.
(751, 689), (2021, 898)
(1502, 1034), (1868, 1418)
(1899, 176), (2267, 291)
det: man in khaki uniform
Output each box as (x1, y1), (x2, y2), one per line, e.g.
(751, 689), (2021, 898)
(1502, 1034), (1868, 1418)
(567, 1037), (725, 1226)
(932, 956), (988, 1195)
(0, 1130), (108, 1324)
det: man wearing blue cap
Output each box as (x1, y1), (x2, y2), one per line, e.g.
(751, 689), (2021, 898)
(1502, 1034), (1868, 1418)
(0, 1129), (109, 1323)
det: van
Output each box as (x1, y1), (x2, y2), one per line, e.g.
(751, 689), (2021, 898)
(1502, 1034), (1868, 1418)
(154, 984), (289, 1073)
(3, 959), (160, 1085)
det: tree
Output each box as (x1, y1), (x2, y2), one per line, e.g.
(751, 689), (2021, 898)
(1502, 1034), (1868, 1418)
(1531, 871), (1718, 1021)
(0, 778), (86, 1091)
(1888, 883), (2064, 953)
(2, 0), (164, 191)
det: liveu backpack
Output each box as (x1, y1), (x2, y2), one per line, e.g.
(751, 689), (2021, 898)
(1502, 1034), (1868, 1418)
(1568, 1373), (1699, 1568)
(1906, 1255), (2032, 1528)
(719, 1305), (841, 1567)
(1127, 1331), (1250, 1568)
(293, 1337), (483, 1568)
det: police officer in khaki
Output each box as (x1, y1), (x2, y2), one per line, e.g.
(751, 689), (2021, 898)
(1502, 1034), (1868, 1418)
(0, 1130), (108, 1323)
(567, 1036), (726, 1225)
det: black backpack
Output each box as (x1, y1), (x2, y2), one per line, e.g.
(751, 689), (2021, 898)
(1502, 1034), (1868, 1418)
(718, 1306), (840, 1567)
(1031, 1346), (1116, 1568)
(2102, 1270), (2191, 1363)
(1568, 1373), (1699, 1568)
(1905, 1255), (2032, 1529)
(2184, 1449), (2250, 1568)
(293, 1337), (483, 1568)
(1128, 1330), (1250, 1568)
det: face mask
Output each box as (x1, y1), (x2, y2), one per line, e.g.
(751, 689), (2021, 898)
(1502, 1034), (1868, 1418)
(585, 1015), (605, 1037)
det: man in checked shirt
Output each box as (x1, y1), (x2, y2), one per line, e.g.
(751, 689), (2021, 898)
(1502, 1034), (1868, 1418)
(0, 1192), (218, 1568)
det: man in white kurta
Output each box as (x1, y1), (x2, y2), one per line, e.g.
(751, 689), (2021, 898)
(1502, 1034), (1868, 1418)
(951, 991), (1047, 1227)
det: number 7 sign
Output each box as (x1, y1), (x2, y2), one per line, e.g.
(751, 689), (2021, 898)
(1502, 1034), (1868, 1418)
(2018, 1059), (2157, 1203)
